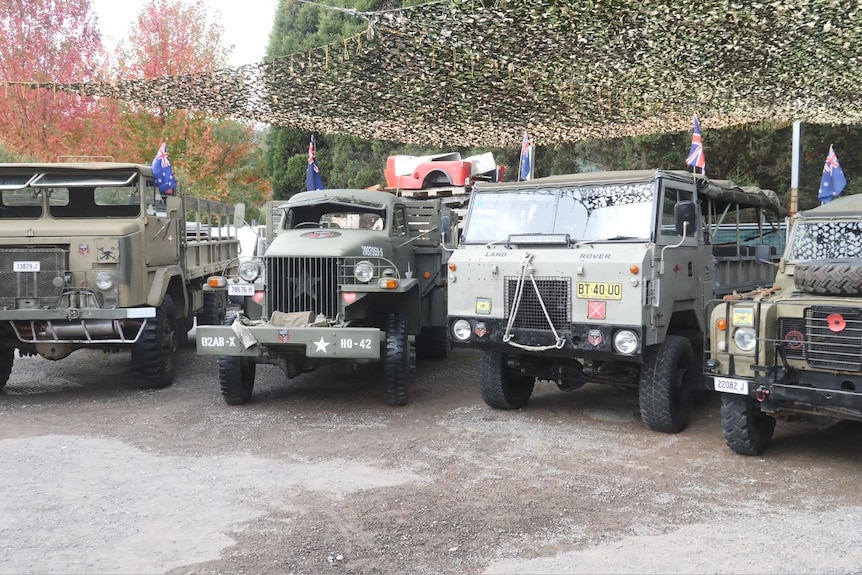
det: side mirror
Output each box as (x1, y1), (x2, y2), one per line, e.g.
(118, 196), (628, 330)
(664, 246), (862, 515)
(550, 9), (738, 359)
(165, 196), (182, 220)
(754, 244), (773, 264)
(674, 201), (697, 237)
(234, 202), (246, 227)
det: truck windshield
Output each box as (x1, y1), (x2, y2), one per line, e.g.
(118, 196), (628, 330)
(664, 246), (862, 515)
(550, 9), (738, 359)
(787, 220), (862, 262)
(462, 182), (654, 244)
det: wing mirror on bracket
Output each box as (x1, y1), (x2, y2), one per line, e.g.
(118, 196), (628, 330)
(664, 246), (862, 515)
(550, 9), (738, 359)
(674, 201), (697, 237)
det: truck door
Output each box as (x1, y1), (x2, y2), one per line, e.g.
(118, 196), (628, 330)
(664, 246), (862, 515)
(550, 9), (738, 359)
(144, 180), (181, 267)
(655, 183), (703, 328)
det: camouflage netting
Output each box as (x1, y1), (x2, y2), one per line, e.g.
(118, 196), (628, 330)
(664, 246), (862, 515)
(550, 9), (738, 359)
(7, 0), (862, 146)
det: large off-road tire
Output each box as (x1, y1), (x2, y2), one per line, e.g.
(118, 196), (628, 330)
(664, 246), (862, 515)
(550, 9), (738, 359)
(383, 312), (410, 406)
(198, 291), (227, 326)
(794, 259), (862, 296)
(131, 295), (177, 389)
(176, 313), (194, 347)
(720, 394), (776, 456)
(479, 350), (535, 410)
(218, 314), (256, 405)
(218, 355), (256, 405)
(638, 335), (695, 433)
(0, 347), (13, 389)
(415, 326), (451, 360)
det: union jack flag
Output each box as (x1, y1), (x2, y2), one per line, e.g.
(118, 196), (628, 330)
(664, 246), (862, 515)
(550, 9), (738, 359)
(306, 135), (324, 191)
(685, 115), (706, 172)
(519, 131), (534, 181)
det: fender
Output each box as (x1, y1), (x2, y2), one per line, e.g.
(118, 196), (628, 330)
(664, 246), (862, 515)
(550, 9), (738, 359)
(147, 265), (184, 307)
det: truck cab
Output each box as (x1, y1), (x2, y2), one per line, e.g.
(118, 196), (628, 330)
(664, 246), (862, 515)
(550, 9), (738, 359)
(447, 170), (784, 432)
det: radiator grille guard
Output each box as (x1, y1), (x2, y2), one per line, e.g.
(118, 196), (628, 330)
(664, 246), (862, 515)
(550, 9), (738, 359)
(778, 307), (862, 371)
(267, 256), (340, 319)
(0, 246), (121, 310)
(0, 247), (66, 309)
(504, 277), (572, 331)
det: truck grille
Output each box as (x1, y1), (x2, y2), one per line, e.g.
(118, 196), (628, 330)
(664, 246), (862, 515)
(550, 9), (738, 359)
(778, 307), (862, 371)
(505, 277), (571, 331)
(0, 247), (67, 309)
(267, 256), (339, 320)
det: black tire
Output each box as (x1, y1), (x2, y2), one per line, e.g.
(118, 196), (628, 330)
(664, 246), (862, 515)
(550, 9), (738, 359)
(176, 314), (194, 347)
(639, 335), (695, 433)
(479, 350), (535, 410)
(0, 347), (13, 389)
(794, 259), (862, 296)
(198, 291), (227, 326)
(218, 355), (256, 405)
(383, 312), (409, 406)
(415, 326), (451, 360)
(721, 394), (776, 455)
(131, 295), (177, 389)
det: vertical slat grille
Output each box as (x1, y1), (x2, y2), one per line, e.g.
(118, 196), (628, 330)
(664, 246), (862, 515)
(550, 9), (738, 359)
(267, 256), (339, 319)
(0, 247), (67, 308)
(805, 307), (862, 371)
(505, 277), (571, 330)
(777, 316), (806, 360)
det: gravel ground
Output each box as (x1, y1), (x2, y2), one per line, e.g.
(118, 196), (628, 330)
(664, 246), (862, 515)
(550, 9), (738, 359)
(1, 344), (861, 575)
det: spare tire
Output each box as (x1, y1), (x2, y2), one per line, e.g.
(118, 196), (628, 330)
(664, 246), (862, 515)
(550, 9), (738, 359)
(794, 259), (862, 296)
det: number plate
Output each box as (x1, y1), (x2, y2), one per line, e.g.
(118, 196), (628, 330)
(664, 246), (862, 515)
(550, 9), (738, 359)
(714, 377), (749, 395)
(13, 261), (40, 272)
(228, 283), (255, 297)
(576, 282), (622, 300)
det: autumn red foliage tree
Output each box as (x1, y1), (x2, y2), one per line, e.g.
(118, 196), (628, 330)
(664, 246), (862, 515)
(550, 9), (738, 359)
(112, 0), (268, 204)
(0, 0), (115, 159)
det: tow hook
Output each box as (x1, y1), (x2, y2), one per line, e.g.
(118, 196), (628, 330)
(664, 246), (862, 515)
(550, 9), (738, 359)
(755, 386), (770, 402)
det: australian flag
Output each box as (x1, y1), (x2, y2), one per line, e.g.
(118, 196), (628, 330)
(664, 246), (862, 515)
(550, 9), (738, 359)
(152, 142), (177, 195)
(685, 114), (706, 173)
(519, 131), (534, 181)
(306, 135), (324, 191)
(818, 145), (847, 204)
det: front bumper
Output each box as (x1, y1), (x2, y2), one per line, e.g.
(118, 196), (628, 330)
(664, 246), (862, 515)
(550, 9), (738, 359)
(196, 324), (382, 359)
(712, 370), (862, 422)
(447, 316), (643, 361)
(0, 307), (156, 344)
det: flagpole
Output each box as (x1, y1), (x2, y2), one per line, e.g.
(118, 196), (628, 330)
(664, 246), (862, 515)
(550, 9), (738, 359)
(790, 121), (800, 216)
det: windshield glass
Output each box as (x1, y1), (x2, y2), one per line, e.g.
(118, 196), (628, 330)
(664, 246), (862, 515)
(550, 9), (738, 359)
(788, 220), (862, 261)
(288, 205), (386, 231)
(462, 182), (654, 244)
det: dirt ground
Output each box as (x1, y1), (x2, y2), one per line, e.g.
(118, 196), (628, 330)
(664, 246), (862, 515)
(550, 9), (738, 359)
(2, 344), (862, 575)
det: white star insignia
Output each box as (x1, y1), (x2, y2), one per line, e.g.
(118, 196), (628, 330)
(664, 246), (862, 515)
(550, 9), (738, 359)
(313, 337), (330, 352)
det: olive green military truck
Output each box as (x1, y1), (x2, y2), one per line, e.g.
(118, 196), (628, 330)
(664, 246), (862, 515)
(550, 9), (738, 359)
(447, 170), (784, 433)
(709, 194), (862, 455)
(195, 188), (458, 406)
(0, 162), (241, 391)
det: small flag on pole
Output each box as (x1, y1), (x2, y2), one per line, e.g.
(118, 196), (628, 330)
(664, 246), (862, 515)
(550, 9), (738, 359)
(306, 135), (324, 191)
(151, 142), (177, 195)
(519, 131), (534, 181)
(818, 145), (847, 204)
(685, 115), (706, 173)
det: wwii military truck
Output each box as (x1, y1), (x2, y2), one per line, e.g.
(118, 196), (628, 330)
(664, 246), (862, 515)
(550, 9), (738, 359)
(0, 162), (241, 391)
(195, 188), (457, 406)
(447, 170), (784, 433)
(708, 194), (862, 454)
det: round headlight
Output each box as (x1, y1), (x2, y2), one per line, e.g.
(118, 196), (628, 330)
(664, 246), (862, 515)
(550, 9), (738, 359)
(734, 327), (757, 352)
(94, 271), (117, 291)
(238, 260), (260, 282)
(613, 329), (639, 355)
(452, 319), (472, 341)
(354, 260), (374, 283)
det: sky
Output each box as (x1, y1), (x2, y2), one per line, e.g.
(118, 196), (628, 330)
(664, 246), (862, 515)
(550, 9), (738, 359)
(89, 0), (281, 66)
